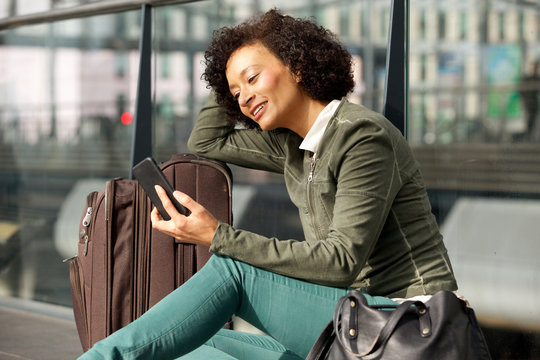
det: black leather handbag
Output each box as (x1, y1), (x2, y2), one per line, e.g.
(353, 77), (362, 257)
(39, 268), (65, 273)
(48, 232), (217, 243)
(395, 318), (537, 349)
(306, 290), (492, 360)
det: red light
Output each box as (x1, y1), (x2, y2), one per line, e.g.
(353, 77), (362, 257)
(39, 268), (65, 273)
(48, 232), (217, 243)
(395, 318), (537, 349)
(121, 112), (133, 125)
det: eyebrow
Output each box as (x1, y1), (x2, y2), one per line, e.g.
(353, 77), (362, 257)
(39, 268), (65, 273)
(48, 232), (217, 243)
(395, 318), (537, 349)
(228, 65), (259, 91)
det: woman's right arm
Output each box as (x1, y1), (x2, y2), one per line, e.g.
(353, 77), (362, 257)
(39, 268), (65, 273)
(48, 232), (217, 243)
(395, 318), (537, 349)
(187, 93), (288, 173)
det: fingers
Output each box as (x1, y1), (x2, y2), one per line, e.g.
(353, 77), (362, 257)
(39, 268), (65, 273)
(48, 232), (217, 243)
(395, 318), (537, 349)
(154, 185), (187, 218)
(151, 186), (217, 247)
(150, 206), (162, 223)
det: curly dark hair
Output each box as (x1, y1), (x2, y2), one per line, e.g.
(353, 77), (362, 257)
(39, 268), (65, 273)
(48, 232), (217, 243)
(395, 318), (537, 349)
(202, 9), (355, 127)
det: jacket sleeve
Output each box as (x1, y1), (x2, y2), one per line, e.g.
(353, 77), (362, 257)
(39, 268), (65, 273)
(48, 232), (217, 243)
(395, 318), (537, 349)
(209, 119), (405, 289)
(188, 93), (289, 173)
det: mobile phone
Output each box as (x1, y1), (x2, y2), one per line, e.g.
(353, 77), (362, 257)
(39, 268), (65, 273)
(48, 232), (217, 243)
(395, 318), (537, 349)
(132, 157), (190, 220)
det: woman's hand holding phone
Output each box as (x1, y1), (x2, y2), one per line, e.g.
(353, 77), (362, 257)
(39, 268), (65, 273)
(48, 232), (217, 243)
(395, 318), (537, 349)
(151, 185), (218, 247)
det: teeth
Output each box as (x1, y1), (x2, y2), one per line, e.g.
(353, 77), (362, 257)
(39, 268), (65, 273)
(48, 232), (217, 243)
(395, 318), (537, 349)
(254, 104), (264, 116)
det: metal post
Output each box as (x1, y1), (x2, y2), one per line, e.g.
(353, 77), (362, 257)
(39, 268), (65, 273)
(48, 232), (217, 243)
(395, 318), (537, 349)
(129, 3), (153, 179)
(382, 0), (408, 136)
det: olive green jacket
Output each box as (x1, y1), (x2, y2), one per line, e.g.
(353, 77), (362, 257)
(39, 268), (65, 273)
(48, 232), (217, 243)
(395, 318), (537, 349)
(187, 95), (457, 298)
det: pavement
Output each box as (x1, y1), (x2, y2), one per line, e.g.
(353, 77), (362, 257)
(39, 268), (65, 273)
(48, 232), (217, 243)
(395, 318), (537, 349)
(0, 295), (83, 360)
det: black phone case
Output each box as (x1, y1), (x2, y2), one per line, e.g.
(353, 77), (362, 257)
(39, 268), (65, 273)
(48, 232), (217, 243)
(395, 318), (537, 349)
(132, 157), (190, 220)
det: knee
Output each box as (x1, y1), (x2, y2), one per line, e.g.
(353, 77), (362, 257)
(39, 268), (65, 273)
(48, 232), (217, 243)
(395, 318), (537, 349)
(204, 255), (243, 277)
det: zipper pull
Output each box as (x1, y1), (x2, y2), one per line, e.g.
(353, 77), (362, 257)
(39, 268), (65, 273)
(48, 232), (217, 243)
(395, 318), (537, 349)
(83, 235), (89, 256)
(62, 255), (77, 263)
(82, 207), (93, 227)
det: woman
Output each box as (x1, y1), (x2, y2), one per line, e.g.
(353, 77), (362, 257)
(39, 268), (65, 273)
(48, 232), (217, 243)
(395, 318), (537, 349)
(80, 9), (457, 359)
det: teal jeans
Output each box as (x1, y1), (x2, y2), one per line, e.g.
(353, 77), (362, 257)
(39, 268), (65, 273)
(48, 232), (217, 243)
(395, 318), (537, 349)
(79, 255), (395, 359)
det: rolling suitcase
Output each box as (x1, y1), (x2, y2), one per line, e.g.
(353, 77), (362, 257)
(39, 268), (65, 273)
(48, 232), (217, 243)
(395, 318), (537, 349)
(69, 153), (232, 352)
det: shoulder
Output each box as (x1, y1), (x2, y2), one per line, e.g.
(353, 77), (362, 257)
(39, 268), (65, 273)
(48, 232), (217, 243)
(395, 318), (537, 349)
(322, 100), (417, 173)
(327, 99), (404, 146)
(336, 100), (395, 129)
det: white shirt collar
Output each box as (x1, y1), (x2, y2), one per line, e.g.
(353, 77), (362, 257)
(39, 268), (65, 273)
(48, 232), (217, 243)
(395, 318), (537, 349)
(299, 100), (340, 154)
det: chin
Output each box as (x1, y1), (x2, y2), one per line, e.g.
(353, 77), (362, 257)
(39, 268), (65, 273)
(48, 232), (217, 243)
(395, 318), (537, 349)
(258, 123), (276, 131)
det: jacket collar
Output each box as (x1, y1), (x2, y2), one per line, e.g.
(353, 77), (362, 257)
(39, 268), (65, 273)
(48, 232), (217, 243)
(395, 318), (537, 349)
(299, 99), (341, 155)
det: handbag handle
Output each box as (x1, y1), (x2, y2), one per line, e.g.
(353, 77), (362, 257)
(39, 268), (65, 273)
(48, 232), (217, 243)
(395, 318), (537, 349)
(333, 292), (432, 357)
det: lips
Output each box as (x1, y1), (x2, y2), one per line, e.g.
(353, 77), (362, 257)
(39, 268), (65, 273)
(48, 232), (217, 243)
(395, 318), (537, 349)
(251, 101), (267, 121)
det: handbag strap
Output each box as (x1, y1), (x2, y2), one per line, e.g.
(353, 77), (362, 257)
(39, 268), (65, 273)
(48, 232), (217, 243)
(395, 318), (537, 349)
(371, 300), (431, 353)
(334, 292), (432, 357)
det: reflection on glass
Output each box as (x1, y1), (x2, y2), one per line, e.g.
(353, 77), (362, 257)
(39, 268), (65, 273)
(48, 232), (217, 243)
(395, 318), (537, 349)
(0, 0), (539, 358)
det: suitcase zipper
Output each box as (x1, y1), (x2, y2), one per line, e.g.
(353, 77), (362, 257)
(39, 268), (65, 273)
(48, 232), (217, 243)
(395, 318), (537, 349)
(81, 207), (92, 256)
(136, 184), (150, 318)
(63, 191), (98, 262)
(135, 184), (143, 318)
(67, 189), (99, 349)
(104, 180), (115, 336)
(82, 191), (99, 256)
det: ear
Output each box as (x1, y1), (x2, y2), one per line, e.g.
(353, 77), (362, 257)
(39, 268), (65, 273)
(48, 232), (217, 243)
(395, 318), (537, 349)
(294, 71), (302, 83)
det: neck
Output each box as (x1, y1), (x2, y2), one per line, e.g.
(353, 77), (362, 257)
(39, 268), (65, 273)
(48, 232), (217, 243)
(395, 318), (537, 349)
(291, 99), (330, 138)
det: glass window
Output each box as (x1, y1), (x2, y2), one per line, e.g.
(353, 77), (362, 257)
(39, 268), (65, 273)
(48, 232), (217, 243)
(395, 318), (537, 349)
(0, 11), (141, 305)
(0, 0), (391, 306)
(1, 0), (105, 17)
(1, 1), (540, 358)
(408, 1), (540, 358)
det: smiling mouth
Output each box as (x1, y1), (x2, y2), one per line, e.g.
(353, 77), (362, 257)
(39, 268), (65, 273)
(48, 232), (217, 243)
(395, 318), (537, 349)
(252, 102), (267, 117)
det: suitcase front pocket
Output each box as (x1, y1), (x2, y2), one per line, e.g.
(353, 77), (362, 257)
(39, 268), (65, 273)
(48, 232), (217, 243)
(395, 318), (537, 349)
(69, 256), (89, 351)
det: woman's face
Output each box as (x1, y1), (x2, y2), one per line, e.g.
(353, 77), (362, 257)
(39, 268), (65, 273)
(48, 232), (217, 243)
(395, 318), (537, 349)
(226, 42), (305, 132)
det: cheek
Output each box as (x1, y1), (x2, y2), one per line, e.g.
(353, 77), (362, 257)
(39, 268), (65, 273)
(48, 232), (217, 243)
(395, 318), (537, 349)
(259, 71), (282, 91)
(239, 106), (251, 118)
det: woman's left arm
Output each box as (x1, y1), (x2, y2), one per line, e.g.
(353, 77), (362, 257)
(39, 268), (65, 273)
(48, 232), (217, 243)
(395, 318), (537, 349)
(155, 113), (405, 288)
(210, 123), (404, 288)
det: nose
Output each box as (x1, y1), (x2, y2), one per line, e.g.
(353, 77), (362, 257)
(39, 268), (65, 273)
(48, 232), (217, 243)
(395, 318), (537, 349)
(238, 90), (254, 107)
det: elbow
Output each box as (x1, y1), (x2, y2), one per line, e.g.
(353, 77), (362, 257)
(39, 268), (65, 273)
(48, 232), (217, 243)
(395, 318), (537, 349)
(320, 269), (359, 288)
(335, 267), (361, 287)
(332, 251), (364, 286)
(187, 135), (203, 156)
(187, 132), (216, 157)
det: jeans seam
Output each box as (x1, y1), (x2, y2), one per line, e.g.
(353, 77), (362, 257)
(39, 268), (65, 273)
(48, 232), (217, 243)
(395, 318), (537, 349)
(208, 334), (298, 356)
(123, 272), (235, 358)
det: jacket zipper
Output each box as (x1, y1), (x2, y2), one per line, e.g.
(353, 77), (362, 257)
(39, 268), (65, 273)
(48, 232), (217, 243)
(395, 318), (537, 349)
(307, 154), (317, 215)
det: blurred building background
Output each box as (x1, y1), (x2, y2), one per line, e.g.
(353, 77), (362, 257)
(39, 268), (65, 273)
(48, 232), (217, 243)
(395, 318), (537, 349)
(0, 0), (539, 359)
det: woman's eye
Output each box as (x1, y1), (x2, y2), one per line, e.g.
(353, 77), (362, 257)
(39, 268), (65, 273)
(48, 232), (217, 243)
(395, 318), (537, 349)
(248, 74), (258, 83)
(233, 92), (240, 101)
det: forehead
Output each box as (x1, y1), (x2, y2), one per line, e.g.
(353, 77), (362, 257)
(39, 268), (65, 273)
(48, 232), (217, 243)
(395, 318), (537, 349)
(225, 43), (282, 77)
